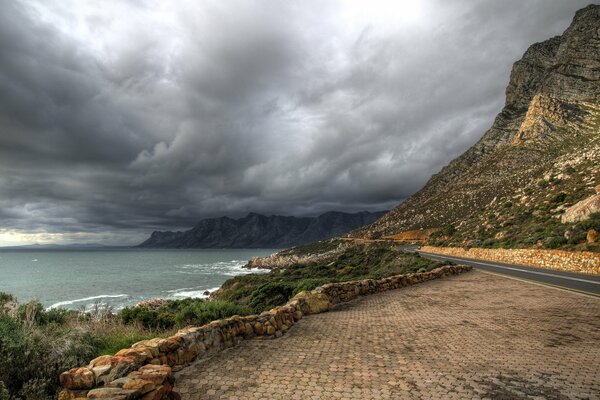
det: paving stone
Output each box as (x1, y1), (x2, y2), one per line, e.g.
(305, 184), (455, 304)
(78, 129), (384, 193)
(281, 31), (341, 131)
(175, 271), (600, 399)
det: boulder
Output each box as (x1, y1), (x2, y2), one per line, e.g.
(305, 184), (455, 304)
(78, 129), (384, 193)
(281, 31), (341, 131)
(561, 194), (600, 223)
(89, 356), (135, 368)
(128, 365), (172, 386)
(59, 367), (95, 390)
(86, 387), (139, 399)
(140, 384), (172, 400)
(88, 355), (137, 386)
(115, 348), (153, 365)
(588, 229), (599, 243)
(291, 291), (330, 314)
(122, 378), (156, 394)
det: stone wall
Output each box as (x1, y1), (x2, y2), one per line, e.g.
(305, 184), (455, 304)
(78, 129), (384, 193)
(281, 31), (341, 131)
(421, 246), (600, 275)
(58, 265), (472, 400)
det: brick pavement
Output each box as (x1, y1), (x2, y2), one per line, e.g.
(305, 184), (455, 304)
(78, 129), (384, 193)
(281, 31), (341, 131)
(174, 271), (600, 399)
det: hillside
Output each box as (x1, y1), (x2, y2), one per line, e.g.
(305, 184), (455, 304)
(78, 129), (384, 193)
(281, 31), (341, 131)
(349, 5), (600, 252)
(138, 211), (385, 248)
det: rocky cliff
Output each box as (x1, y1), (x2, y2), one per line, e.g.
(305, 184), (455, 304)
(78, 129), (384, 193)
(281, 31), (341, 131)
(351, 5), (600, 251)
(138, 211), (385, 248)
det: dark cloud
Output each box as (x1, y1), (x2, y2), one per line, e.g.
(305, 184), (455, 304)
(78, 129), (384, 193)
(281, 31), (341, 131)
(0, 0), (594, 245)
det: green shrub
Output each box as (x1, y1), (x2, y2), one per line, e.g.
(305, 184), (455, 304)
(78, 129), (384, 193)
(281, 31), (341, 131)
(551, 192), (568, 204)
(249, 283), (295, 311)
(174, 301), (253, 327)
(119, 299), (253, 329)
(543, 236), (567, 249)
(441, 225), (457, 236)
(16, 301), (69, 327)
(118, 307), (176, 330)
(97, 331), (161, 356)
(293, 278), (332, 295)
(0, 315), (102, 399)
(0, 382), (9, 400)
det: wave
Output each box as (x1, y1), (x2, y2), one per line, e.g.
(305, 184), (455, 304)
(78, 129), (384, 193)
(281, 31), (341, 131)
(48, 294), (128, 309)
(168, 286), (221, 299)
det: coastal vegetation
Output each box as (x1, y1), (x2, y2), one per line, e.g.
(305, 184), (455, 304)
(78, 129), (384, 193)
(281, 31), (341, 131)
(0, 244), (441, 399)
(211, 243), (444, 309)
(0, 294), (172, 400)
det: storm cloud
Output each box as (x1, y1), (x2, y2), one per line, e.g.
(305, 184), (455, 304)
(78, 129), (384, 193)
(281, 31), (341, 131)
(0, 0), (593, 245)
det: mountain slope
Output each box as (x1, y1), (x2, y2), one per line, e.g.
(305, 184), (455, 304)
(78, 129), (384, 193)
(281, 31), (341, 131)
(138, 211), (386, 248)
(351, 5), (600, 251)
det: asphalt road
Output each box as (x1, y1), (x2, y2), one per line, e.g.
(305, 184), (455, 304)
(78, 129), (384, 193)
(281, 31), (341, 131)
(419, 251), (600, 297)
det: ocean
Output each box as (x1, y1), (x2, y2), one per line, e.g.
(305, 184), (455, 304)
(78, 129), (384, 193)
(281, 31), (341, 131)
(0, 248), (277, 311)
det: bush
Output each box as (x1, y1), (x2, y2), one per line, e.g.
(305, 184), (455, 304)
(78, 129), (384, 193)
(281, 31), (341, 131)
(249, 283), (295, 311)
(0, 382), (9, 400)
(0, 315), (102, 400)
(119, 298), (254, 330)
(551, 192), (568, 204)
(16, 301), (70, 327)
(293, 278), (332, 295)
(174, 301), (253, 327)
(119, 307), (176, 330)
(543, 236), (567, 249)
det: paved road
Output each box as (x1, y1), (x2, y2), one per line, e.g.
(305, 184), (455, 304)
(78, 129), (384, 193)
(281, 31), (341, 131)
(419, 251), (600, 297)
(175, 271), (600, 399)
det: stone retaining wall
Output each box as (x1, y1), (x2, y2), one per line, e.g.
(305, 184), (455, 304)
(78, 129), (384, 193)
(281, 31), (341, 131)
(421, 246), (600, 275)
(58, 264), (472, 400)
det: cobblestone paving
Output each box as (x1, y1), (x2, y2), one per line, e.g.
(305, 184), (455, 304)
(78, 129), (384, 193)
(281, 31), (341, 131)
(175, 271), (600, 399)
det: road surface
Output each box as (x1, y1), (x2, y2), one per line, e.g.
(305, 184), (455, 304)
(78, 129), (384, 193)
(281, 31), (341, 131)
(175, 270), (600, 399)
(419, 250), (600, 297)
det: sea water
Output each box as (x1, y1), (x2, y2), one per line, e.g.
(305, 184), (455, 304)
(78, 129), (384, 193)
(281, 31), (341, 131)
(0, 248), (277, 311)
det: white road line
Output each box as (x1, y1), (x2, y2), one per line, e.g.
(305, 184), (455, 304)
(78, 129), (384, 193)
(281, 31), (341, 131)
(420, 252), (600, 285)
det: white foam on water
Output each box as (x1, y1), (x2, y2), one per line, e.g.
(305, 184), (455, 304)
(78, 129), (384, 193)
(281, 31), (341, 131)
(48, 294), (128, 309)
(168, 286), (221, 299)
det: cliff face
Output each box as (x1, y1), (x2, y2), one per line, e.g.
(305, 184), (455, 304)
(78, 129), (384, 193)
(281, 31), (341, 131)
(138, 211), (385, 248)
(352, 5), (600, 250)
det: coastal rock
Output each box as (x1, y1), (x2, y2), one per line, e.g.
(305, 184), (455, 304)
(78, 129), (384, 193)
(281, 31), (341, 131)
(561, 194), (600, 223)
(133, 299), (169, 310)
(242, 240), (351, 270)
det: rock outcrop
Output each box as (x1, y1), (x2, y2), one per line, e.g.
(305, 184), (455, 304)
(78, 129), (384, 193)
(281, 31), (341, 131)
(350, 5), (600, 251)
(138, 211), (385, 249)
(561, 193), (600, 223)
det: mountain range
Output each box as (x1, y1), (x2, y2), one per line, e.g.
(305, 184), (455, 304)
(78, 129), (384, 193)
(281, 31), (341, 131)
(138, 211), (386, 248)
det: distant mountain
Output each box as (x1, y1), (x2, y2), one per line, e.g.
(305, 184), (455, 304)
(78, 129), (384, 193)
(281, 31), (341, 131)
(138, 211), (386, 248)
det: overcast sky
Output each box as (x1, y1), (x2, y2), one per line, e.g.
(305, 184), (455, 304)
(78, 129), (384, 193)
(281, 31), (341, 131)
(0, 0), (594, 245)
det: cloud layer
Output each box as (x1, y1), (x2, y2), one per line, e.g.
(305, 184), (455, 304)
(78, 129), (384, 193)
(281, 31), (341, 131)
(0, 0), (592, 244)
